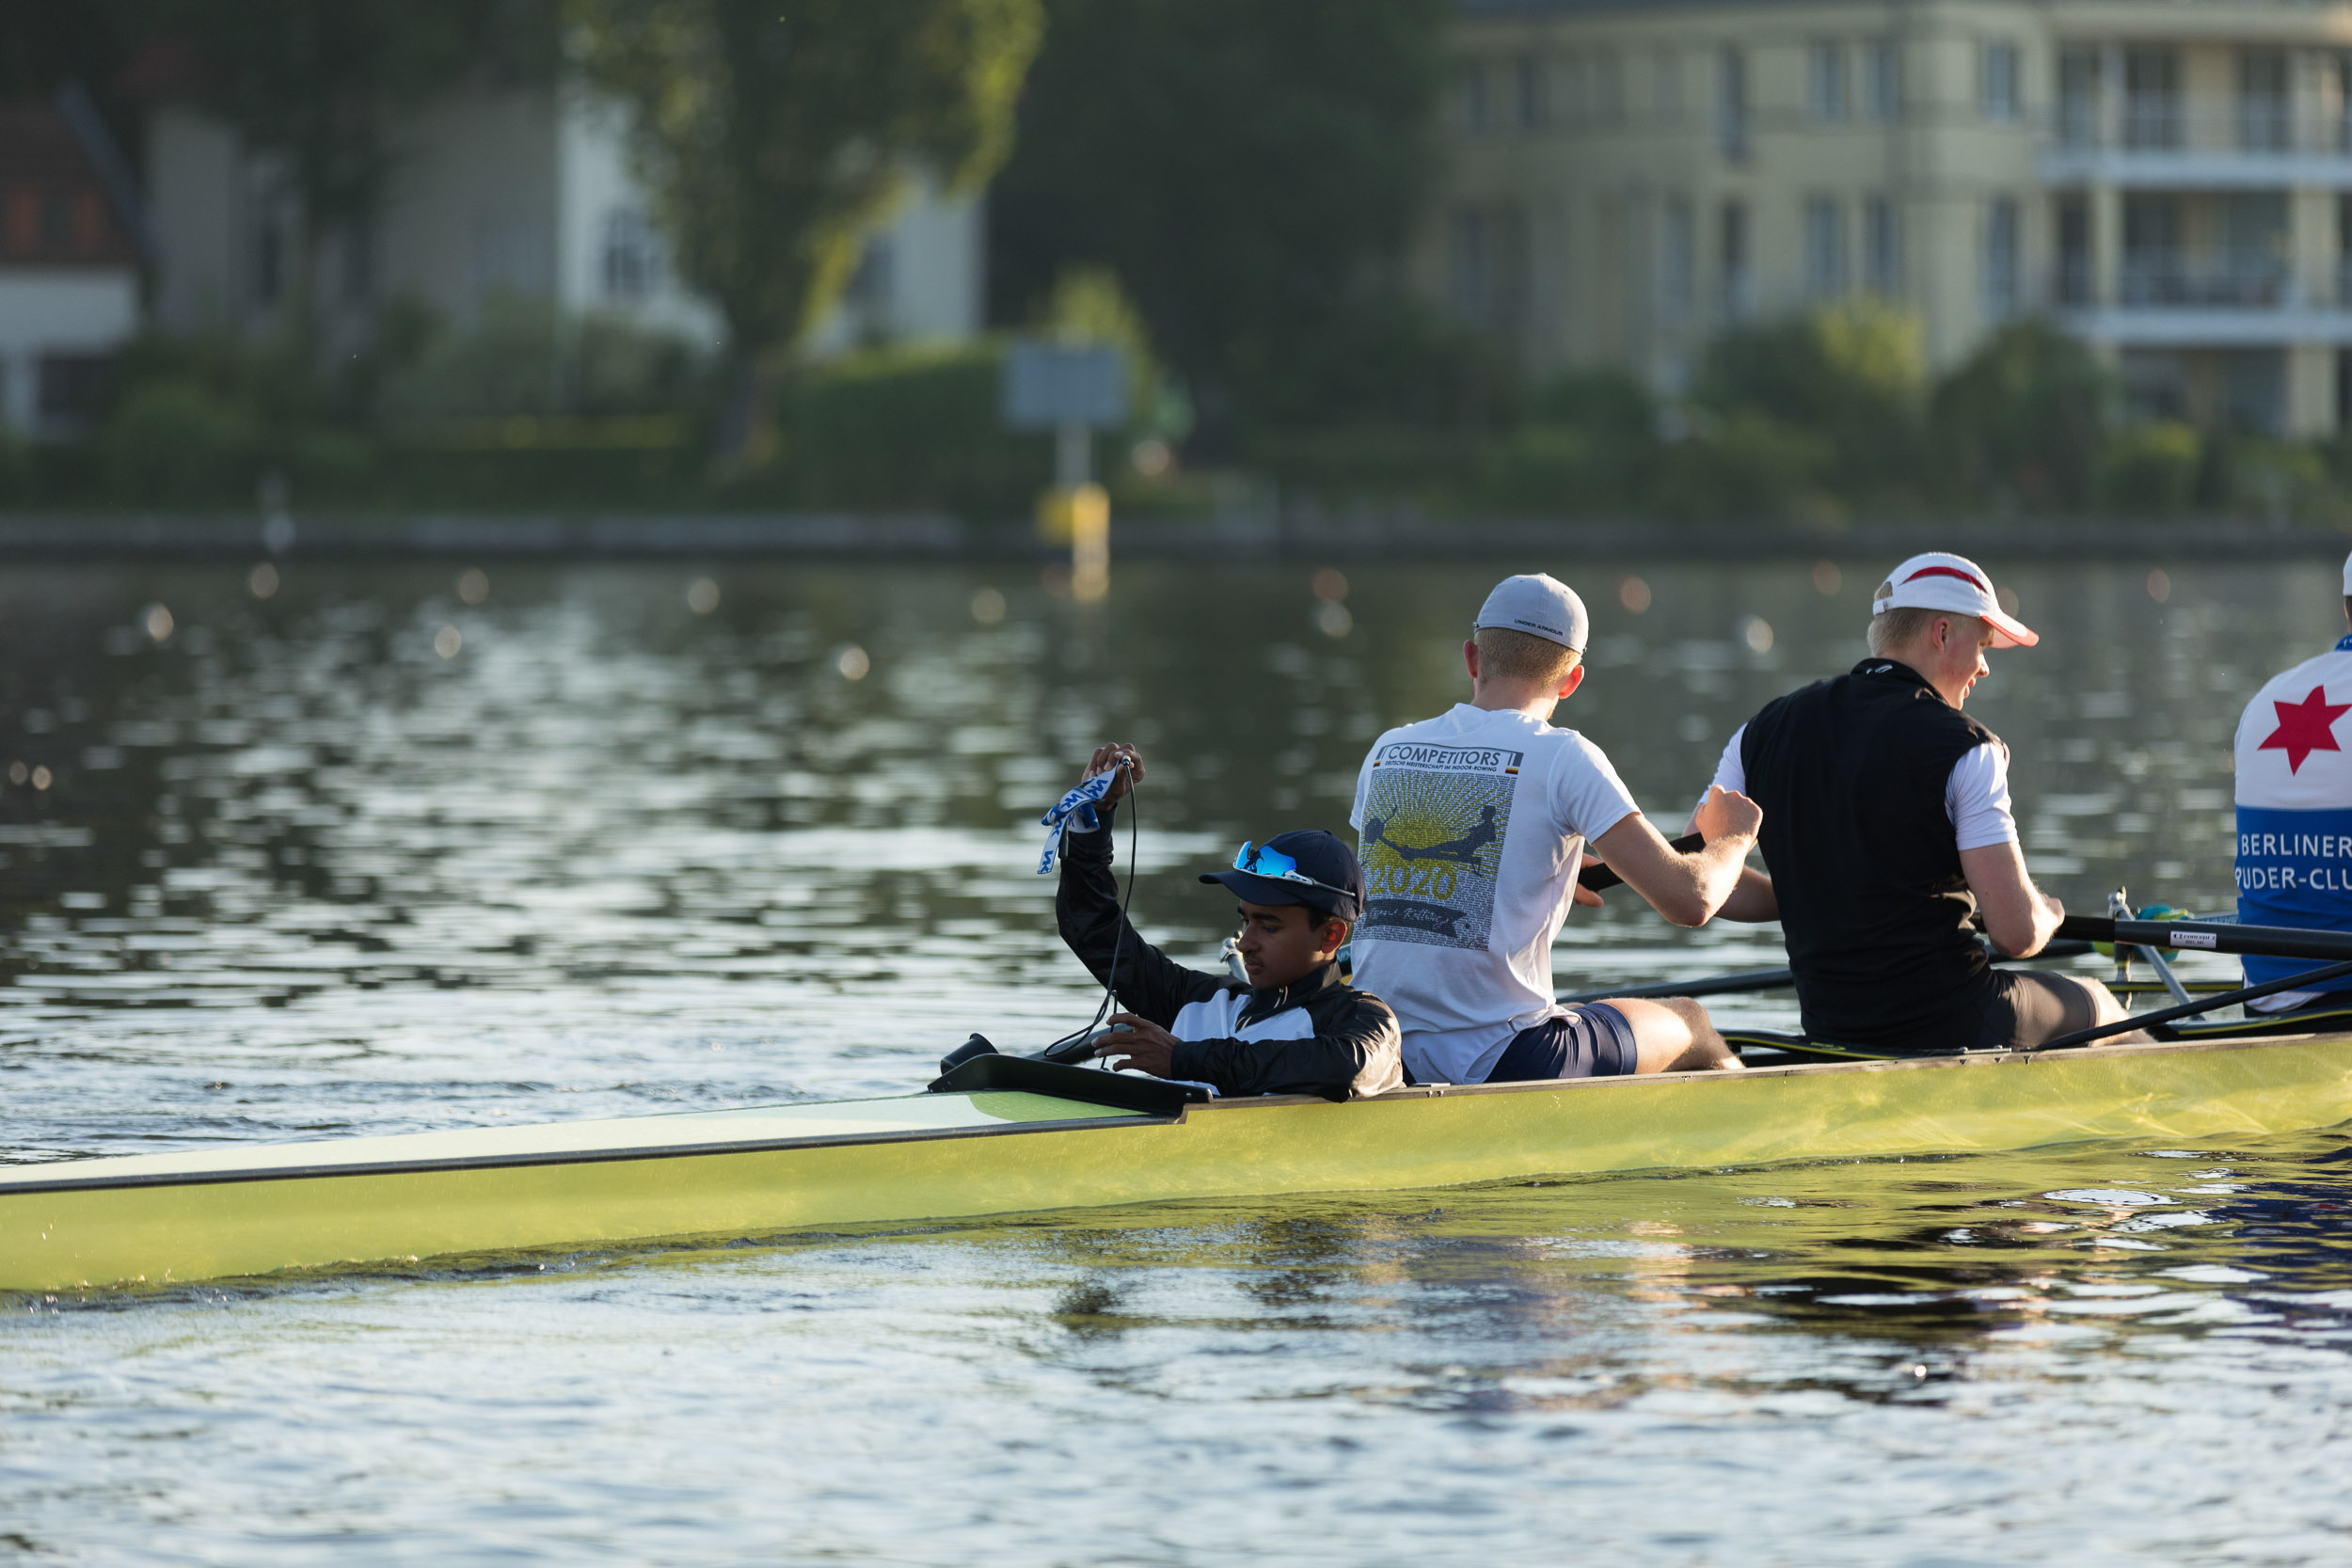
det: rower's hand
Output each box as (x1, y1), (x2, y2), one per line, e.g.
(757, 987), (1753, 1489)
(1080, 742), (1145, 806)
(1094, 1012), (1177, 1077)
(1573, 852), (1607, 908)
(1692, 784), (1760, 844)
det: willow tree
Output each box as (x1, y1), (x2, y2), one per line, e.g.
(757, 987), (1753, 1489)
(567, 0), (1043, 451)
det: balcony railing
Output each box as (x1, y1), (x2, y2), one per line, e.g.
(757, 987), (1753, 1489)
(2119, 257), (2294, 309)
(2055, 99), (2352, 156)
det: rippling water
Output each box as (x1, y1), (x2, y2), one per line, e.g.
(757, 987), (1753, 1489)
(3, 554), (2348, 1563)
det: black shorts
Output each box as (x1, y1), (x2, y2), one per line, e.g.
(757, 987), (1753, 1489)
(1971, 969), (2101, 1051)
(1484, 1004), (1639, 1082)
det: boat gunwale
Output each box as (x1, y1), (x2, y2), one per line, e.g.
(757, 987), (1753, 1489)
(0, 1105), (1180, 1197)
(1, 1029), (2341, 1198)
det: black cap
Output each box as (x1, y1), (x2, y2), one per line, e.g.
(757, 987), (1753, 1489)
(1200, 830), (1364, 922)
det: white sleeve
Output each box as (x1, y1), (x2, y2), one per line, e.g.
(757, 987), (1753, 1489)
(1946, 742), (2018, 851)
(1348, 751), (1374, 832)
(1555, 736), (1641, 844)
(1692, 724), (1748, 821)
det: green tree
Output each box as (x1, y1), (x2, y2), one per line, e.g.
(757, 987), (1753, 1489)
(987, 0), (1450, 433)
(569, 0), (1042, 390)
(1696, 299), (1929, 503)
(1930, 319), (2111, 509)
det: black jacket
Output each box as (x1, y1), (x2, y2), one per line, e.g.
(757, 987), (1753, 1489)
(1740, 657), (1999, 1052)
(1055, 808), (1404, 1100)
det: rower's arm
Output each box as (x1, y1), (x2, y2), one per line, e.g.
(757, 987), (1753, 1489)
(1960, 840), (2061, 958)
(1715, 865), (1778, 922)
(1594, 786), (1761, 928)
(1055, 806), (1225, 1025)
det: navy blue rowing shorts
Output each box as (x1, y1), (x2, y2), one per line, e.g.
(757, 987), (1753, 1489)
(1485, 1003), (1639, 1082)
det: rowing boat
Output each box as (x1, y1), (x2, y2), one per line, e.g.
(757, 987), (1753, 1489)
(3, 1032), (2347, 1293)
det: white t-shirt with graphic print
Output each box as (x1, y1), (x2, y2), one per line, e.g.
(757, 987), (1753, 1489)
(1348, 703), (1641, 1085)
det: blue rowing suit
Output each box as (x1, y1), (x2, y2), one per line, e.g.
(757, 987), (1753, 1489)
(2234, 632), (2352, 995)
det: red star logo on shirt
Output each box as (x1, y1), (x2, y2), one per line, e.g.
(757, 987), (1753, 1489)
(2260, 685), (2352, 773)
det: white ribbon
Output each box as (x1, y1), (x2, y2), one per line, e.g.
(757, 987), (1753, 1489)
(1037, 771), (1119, 874)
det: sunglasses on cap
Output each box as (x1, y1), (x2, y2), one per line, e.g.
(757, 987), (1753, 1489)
(1231, 841), (1354, 901)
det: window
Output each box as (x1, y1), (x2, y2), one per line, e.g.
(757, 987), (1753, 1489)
(2124, 48), (2180, 149)
(1460, 60), (1491, 134)
(1864, 40), (1901, 120)
(1450, 208), (1489, 325)
(36, 353), (111, 432)
(601, 207), (663, 299)
(1662, 196), (1694, 324)
(2058, 47), (2100, 147)
(1718, 47), (1749, 160)
(1984, 197), (2019, 316)
(1864, 196), (1899, 296)
(1809, 41), (1848, 122)
(2241, 49), (2289, 151)
(1593, 49), (1624, 126)
(1654, 50), (1683, 122)
(1982, 41), (2021, 119)
(1557, 53), (1587, 123)
(1804, 197), (1847, 300)
(1513, 54), (1546, 130)
(1720, 199), (1753, 318)
(2057, 196), (2090, 305)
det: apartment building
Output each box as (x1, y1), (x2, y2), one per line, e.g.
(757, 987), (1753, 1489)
(1437, 0), (2352, 436)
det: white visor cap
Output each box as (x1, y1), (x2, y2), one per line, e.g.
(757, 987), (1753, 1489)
(1871, 551), (2039, 649)
(2340, 548), (2352, 594)
(1475, 573), (1589, 652)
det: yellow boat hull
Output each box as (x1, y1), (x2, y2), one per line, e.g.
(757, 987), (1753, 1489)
(3, 1033), (2347, 1293)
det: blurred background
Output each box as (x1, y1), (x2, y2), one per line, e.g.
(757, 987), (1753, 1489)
(8, 0), (2352, 528)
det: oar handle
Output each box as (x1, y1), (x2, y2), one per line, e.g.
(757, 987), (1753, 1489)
(2056, 914), (2352, 964)
(1579, 832), (1704, 893)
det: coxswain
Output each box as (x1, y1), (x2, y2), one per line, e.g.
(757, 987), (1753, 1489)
(1054, 743), (1404, 1100)
(1348, 574), (1756, 1086)
(1698, 551), (2137, 1053)
(2230, 549), (2352, 1022)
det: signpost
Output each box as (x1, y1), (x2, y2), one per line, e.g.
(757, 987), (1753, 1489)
(1003, 342), (1127, 601)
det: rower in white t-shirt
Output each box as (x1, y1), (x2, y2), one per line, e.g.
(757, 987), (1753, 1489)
(1348, 574), (1763, 1085)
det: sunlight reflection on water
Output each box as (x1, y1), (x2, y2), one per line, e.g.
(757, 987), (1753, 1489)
(0, 554), (2348, 1562)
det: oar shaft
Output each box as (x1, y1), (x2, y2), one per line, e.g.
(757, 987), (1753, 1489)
(2058, 914), (2352, 965)
(2035, 957), (2352, 1051)
(1578, 832), (1703, 894)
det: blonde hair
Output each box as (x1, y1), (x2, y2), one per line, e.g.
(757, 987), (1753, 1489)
(1474, 626), (1582, 687)
(1867, 603), (1982, 656)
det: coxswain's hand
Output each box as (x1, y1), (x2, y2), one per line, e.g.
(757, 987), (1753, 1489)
(1692, 784), (1761, 844)
(1094, 1012), (1177, 1076)
(1080, 742), (1145, 806)
(1573, 852), (1608, 908)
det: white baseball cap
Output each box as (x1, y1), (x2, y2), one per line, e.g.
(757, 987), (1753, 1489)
(2339, 548), (2352, 594)
(1476, 573), (1589, 652)
(1871, 552), (2038, 649)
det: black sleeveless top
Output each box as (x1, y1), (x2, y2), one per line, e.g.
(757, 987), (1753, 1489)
(1740, 659), (1998, 1053)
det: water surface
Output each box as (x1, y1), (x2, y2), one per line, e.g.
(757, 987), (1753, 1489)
(2, 554), (2346, 1563)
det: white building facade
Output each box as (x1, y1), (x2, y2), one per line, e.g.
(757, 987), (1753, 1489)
(144, 76), (982, 364)
(1441, 0), (2352, 437)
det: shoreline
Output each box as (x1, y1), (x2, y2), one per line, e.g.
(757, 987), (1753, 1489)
(0, 509), (2341, 561)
